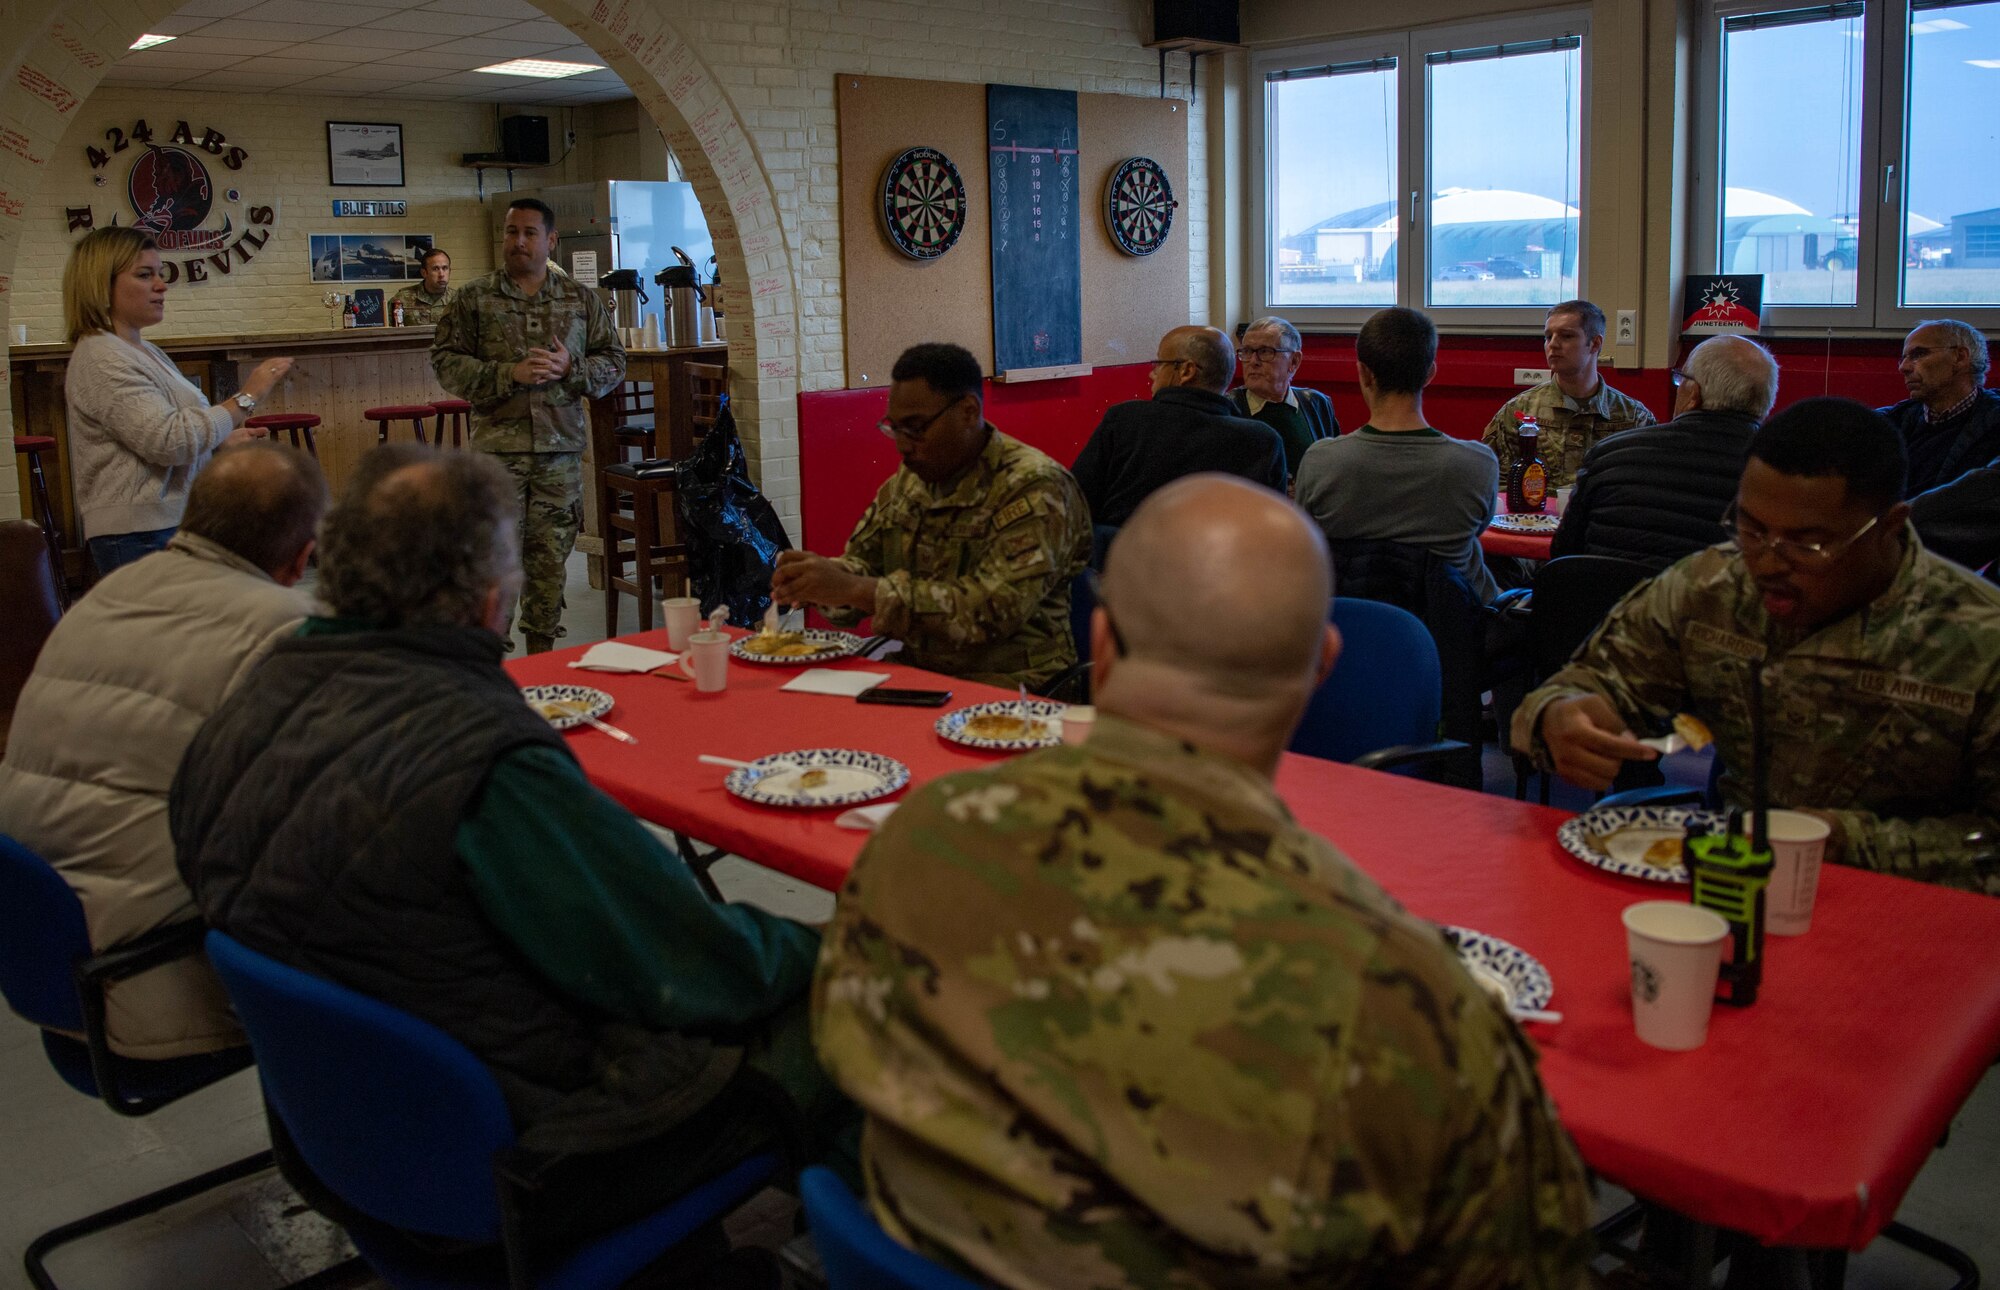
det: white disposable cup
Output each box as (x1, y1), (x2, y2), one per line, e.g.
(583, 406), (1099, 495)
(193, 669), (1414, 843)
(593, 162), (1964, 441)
(676, 630), (730, 692)
(10, 324), (26, 344)
(1060, 704), (1096, 745)
(1554, 486), (1574, 515)
(1764, 809), (1831, 936)
(1622, 901), (1731, 1051)
(661, 597), (702, 651)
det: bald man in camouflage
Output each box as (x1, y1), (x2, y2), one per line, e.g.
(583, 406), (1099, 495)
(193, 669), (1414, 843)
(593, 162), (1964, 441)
(814, 474), (1594, 1289)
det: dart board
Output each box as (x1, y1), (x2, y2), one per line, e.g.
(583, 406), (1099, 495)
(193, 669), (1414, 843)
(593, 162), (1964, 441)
(1105, 156), (1176, 257)
(880, 146), (967, 260)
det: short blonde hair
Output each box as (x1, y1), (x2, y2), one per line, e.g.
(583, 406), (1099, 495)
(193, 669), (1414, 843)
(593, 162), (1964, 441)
(63, 227), (157, 343)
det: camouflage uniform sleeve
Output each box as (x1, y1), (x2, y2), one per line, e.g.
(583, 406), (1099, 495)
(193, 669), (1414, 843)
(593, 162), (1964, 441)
(824, 494), (891, 629)
(1513, 569), (1692, 769)
(1822, 699), (2000, 894)
(869, 467), (1088, 652)
(1334, 923), (1594, 1288)
(569, 282), (627, 400)
(430, 287), (513, 405)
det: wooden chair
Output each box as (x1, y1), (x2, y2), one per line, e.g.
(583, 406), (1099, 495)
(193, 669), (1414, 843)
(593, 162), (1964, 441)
(594, 365), (728, 637)
(11, 436), (68, 608)
(610, 380), (657, 461)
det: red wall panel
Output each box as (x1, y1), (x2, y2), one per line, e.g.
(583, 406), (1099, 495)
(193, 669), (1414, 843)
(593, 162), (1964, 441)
(795, 334), (1913, 554)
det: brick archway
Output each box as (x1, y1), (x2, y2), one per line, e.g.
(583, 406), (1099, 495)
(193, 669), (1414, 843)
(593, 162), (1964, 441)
(0, 0), (801, 522)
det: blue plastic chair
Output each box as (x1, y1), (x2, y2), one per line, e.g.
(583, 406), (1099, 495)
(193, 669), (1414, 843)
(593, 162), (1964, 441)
(205, 930), (778, 1290)
(799, 1166), (985, 1290)
(0, 834), (282, 1290)
(1288, 598), (1470, 777)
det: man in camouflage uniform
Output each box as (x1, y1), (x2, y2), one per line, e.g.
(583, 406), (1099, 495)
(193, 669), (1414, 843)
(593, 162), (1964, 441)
(814, 475), (1596, 1290)
(772, 342), (1090, 690)
(432, 200), (624, 653)
(1517, 397), (2000, 895)
(1484, 299), (1656, 489)
(391, 246), (453, 325)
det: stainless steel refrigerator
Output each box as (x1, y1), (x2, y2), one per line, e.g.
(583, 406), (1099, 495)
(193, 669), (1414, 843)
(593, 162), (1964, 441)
(504, 180), (714, 337)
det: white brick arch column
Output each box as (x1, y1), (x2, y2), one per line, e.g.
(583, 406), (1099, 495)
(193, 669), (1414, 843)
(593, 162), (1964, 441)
(0, 0), (802, 526)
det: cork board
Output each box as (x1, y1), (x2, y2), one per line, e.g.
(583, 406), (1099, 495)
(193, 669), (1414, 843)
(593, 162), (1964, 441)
(838, 74), (1190, 386)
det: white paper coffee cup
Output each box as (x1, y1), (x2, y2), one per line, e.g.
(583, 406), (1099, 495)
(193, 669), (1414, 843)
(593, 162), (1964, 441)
(1554, 485), (1574, 515)
(676, 630), (729, 692)
(661, 596), (701, 651)
(1060, 705), (1095, 745)
(1764, 809), (1831, 936)
(1623, 901), (1731, 1051)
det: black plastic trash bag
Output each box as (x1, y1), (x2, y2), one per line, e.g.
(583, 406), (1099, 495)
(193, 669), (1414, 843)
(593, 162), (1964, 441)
(673, 396), (792, 624)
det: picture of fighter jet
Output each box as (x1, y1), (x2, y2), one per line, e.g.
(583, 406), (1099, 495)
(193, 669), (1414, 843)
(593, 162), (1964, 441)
(341, 141), (400, 161)
(339, 235), (405, 280)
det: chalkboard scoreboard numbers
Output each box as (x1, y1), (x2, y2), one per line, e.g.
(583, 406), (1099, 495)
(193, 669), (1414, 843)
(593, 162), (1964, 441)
(987, 85), (1082, 373)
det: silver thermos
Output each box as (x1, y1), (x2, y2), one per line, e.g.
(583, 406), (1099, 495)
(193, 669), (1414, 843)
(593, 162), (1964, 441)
(654, 264), (703, 348)
(600, 269), (647, 337)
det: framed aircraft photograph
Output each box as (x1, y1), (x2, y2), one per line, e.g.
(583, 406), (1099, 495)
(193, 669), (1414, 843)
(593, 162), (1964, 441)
(328, 121), (404, 187)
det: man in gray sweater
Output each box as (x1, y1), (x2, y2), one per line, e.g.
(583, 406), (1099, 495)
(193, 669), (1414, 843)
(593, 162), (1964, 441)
(1294, 307), (1501, 604)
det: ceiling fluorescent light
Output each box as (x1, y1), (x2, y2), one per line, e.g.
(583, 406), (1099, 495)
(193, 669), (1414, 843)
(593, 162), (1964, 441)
(473, 59), (602, 79)
(128, 34), (176, 50)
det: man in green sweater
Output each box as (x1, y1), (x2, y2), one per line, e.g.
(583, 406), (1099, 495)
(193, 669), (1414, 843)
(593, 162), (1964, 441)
(174, 445), (845, 1284)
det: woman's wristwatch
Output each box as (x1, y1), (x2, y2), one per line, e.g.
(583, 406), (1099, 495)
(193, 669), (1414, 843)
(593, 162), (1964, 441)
(234, 391), (257, 412)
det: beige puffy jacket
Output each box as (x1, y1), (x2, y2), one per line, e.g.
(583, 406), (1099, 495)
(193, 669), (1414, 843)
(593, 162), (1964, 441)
(0, 533), (311, 1058)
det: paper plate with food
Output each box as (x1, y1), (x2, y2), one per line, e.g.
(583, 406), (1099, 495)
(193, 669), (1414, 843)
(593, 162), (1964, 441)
(730, 627), (866, 665)
(521, 684), (615, 731)
(1442, 926), (1553, 1012)
(723, 748), (910, 808)
(935, 700), (1067, 751)
(1557, 804), (1727, 883)
(1490, 512), (1561, 533)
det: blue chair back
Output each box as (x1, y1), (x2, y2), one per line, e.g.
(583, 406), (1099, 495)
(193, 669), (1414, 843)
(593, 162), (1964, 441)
(206, 930), (516, 1245)
(0, 833), (92, 1033)
(800, 1166), (986, 1290)
(1289, 598), (1442, 764)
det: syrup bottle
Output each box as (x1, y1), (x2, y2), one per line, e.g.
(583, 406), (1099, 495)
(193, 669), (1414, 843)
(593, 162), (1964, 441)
(1508, 413), (1548, 513)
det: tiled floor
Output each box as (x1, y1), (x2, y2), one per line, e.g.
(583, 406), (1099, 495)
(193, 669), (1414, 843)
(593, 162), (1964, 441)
(6, 555), (1994, 1287)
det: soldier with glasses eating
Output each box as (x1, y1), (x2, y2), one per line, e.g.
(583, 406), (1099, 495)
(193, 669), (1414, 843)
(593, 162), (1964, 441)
(1514, 397), (2000, 896)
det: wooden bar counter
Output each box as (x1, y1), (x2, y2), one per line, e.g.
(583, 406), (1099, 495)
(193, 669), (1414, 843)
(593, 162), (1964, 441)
(12, 329), (725, 585)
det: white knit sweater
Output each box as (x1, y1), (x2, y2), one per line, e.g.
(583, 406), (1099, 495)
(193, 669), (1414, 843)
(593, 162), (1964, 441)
(64, 330), (235, 539)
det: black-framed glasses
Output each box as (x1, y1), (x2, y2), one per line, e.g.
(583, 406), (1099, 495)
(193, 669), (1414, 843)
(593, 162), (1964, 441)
(1150, 357), (1190, 370)
(1084, 568), (1127, 657)
(1670, 368), (1692, 388)
(1722, 503), (1884, 568)
(1239, 346), (1298, 363)
(1899, 344), (1962, 365)
(876, 396), (964, 442)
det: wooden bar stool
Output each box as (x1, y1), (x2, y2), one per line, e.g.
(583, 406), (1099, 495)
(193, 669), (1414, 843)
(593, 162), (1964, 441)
(245, 413), (321, 459)
(365, 404), (437, 447)
(11, 436), (68, 608)
(430, 399), (471, 449)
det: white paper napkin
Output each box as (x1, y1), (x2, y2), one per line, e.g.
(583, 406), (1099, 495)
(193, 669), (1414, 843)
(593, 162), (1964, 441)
(780, 669), (891, 697)
(568, 641), (679, 673)
(836, 803), (899, 831)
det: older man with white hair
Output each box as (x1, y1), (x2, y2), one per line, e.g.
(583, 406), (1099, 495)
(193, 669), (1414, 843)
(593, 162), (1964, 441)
(1550, 334), (1777, 571)
(1881, 318), (1999, 570)
(1229, 314), (1340, 479)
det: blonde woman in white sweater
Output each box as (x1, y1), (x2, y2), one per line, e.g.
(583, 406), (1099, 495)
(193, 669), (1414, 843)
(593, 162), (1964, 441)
(61, 227), (294, 574)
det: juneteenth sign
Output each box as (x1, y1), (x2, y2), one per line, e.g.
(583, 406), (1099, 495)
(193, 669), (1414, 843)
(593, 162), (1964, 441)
(65, 118), (275, 285)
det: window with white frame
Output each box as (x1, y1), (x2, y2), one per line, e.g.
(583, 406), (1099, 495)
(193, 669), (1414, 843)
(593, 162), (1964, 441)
(1254, 14), (1588, 328)
(1698, 0), (2000, 328)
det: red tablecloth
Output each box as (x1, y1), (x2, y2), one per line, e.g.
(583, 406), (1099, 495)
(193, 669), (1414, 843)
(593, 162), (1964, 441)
(1482, 494), (1558, 561)
(509, 635), (2000, 1252)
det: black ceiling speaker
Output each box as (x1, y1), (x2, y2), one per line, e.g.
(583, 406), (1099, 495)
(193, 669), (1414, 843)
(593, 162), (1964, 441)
(500, 115), (550, 167)
(1154, 0), (1238, 44)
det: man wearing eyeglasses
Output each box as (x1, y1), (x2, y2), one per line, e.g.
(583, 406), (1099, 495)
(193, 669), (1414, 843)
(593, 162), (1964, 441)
(1550, 335), (1776, 572)
(1880, 319), (1999, 572)
(770, 342), (1091, 690)
(1228, 315), (1340, 479)
(1515, 397), (2000, 895)
(1069, 325), (1286, 528)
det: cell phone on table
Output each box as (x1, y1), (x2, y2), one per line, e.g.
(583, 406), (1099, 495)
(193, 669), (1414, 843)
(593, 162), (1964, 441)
(857, 687), (952, 707)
